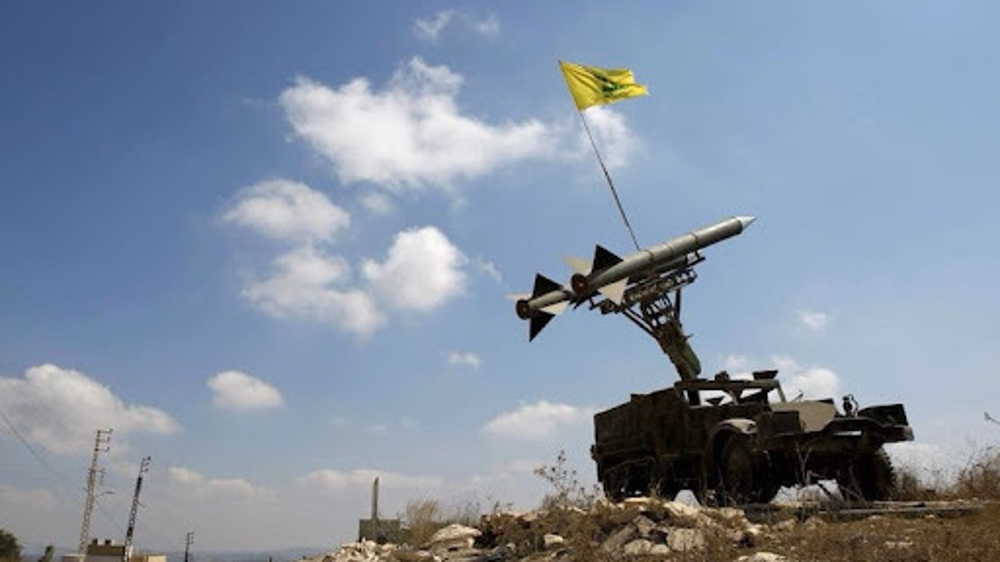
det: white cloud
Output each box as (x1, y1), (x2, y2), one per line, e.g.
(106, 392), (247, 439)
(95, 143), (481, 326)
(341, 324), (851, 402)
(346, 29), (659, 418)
(360, 191), (395, 215)
(278, 58), (554, 193)
(414, 11), (499, 42)
(0, 484), (57, 510)
(362, 226), (467, 311)
(797, 309), (829, 331)
(169, 466), (261, 499)
(771, 355), (840, 400)
(223, 179), (350, 244)
(472, 14), (500, 37)
(721, 354), (751, 375)
(414, 10), (455, 43)
(483, 400), (593, 440)
(169, 466), (206, 485)
(298, 468), (443, 491)
(206, 370), (284, 412)
(580, 106), (643, 169)
(447, 351), (482, 369)
(0, 364), (180, 455)
(243, 245), (386, 336)
(475, 258), (503, 284)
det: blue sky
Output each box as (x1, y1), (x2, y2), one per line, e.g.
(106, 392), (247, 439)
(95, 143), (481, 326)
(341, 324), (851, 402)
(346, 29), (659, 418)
(2, 0), (999, 553)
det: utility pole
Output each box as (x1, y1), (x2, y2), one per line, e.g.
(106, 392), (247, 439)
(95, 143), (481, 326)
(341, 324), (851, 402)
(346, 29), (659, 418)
(124, 457), (151, 561)
(183, 532), (194, 562)
(78, 429), (112, 555)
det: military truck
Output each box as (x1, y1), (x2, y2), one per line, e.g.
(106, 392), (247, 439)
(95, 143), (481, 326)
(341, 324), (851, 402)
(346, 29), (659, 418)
(512, 216), (914, 504)
(591, 370), (913, 504)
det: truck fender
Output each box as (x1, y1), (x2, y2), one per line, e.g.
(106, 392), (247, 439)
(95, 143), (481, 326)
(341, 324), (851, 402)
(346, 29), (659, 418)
(706, 419), (758, 475)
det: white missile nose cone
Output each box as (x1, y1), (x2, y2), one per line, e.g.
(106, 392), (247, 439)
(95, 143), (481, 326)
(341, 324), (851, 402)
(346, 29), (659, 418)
(736, 215), (756, 229)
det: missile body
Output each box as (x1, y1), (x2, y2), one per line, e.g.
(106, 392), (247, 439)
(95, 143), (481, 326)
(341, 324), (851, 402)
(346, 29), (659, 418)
(570, 215), (755, 298)
(514, 215), (755, 340)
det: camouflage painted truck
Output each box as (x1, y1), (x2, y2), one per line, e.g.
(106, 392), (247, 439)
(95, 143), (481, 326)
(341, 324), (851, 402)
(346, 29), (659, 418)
(591, 370), (914, 504)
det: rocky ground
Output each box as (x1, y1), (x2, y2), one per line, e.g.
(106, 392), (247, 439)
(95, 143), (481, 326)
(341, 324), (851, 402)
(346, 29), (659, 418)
(303, 497), (998, 561)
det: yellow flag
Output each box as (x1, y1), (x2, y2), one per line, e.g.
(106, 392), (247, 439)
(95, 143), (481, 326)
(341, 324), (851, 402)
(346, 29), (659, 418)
(559, 60), (648, 111)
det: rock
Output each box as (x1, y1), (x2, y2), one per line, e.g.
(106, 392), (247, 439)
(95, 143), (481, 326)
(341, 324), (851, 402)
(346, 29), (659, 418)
(623, 497), (657, 511)
(801, 516), (825, 531)
(436, 548), (483, 562)
(736, 552), (793, 562)
(717, 507), (746, 522)
(727, 523), (764, 547)
(666, 528), (705, 552)
(632, 515), (656, 538)
(773, 519), (797, 532)
(661, 501), (711, 527)
(649, 544), (671, 555)
(650, 523), (672, 541)
(600, 525), (637, 552)
(427, 524), (482, 552)
(387, 549), (435, 562)
(622, 539), (655, 556)
(542, 534), (564, 550)
(327, 540), (389, 562)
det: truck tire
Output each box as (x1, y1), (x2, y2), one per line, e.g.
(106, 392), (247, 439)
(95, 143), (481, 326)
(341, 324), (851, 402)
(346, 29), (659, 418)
(719, 436), (754, 504)
(719, 436), (777, 504)
(856, 448), (895, 501)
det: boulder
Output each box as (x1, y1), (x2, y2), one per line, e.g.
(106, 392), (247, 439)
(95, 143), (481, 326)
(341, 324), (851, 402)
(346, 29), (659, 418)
(666, 528), (705, 552)
(542, 534), (564, 550)
(736, 553), (794, 562)
(600, 525), (637, 552)
(631, 515), (656, 538)
(622, 539), (655, 556)
(661, 501), (711, 528)
(427, 524), (481, 552)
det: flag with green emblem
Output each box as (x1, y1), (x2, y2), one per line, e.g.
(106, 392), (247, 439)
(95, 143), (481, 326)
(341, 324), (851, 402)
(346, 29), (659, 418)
(559, 60), (649, 111)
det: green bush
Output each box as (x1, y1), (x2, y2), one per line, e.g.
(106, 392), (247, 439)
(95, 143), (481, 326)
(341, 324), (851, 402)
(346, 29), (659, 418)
(0, 529), (21, 562)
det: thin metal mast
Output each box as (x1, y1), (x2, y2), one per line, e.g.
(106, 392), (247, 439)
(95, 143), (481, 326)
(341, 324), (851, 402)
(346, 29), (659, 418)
(78, 429), (112, 555)
(183, 532), (194, 562)
(124, 456), (151, 560)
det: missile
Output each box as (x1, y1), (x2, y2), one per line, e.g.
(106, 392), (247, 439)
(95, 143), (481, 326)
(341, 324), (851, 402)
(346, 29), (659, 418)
(514, 215), (756, 340)
(570, 215), (756, 302)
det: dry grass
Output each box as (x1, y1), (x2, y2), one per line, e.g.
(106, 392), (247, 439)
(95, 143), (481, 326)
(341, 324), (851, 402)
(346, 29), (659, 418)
(948, 446), (1000, 500)
(761, 503), (1000, 562)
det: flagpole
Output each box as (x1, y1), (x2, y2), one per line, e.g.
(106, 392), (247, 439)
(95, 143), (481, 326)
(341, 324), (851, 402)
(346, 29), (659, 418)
(577, 110), (641, 251)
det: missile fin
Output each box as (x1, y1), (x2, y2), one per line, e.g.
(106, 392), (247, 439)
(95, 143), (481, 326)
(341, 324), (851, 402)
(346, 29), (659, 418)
(562, 256), (591, 275)
(541, 301), (569, 315)
(598, 278), (629, 305)
(532, 274), (563, 298)
(591, 245), (623, 274)
(529, 312), (555, 341)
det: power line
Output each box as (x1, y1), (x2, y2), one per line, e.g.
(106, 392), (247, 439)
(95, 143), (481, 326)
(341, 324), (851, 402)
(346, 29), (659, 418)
(0, 407), (74, 488)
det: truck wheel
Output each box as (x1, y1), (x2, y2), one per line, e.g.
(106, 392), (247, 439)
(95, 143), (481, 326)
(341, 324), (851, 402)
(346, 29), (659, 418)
(719, 436), (776, 504)
(719, 436), (755, 505)
(855, 448), (895, 501)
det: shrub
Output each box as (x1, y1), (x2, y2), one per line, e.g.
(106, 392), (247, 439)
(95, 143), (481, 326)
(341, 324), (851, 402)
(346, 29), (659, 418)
(534, 450), (599, 511)
(402, 499), (445, 546)
(951, 445), (1000, 500)
(0, 529), (20, 562)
